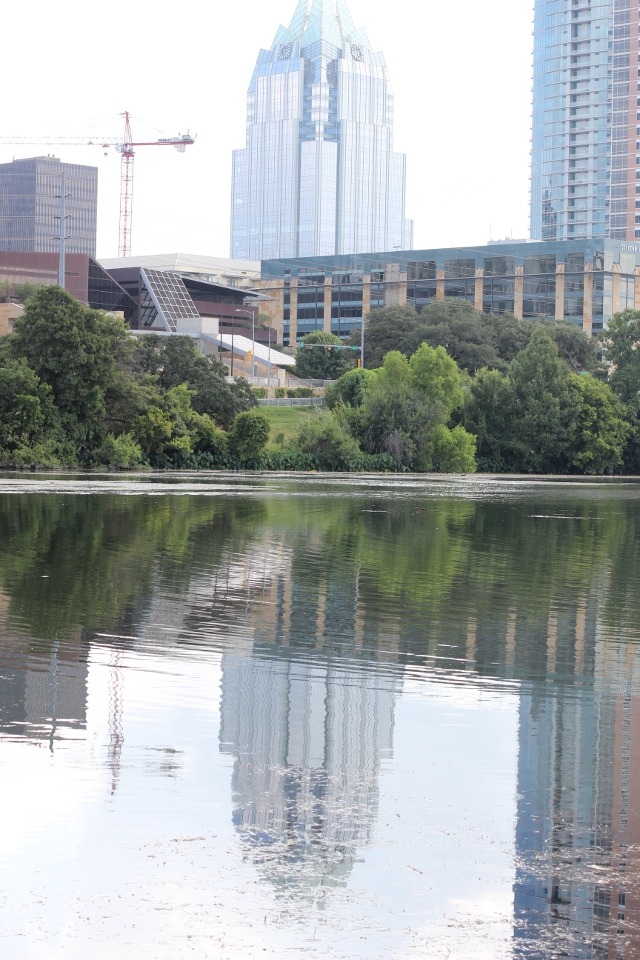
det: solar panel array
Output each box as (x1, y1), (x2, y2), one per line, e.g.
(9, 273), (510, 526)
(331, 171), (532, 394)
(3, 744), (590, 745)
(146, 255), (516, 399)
(141, 269), (200, 332)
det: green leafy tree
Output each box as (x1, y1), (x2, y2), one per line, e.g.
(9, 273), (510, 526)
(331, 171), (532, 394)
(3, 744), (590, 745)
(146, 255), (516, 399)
(131, 385), (197, 460)
(325, 367), (378, 409)
(401, 300), (506, 373)
(358, 354), (437, 466)
(422, 424), (477, 473)
(355, 346), (474, 469)
(294, 331), (355, 380)
(569, 374), (630, 474)
(462, 367), (516, 470)
(464, 329), (584, 473)
(190, 413), (228, 456)
(0, 358), (67, 464)
(13, 282), (44, 304)
(353, 299), (598, 377)
(92, 433), (143, 468)
(133, 334), (257, 429)
(5, 285), (130, 452)
(599, 308), (640, 402)
(132, 407), (174, 458)
(507, 328), (580, 472)
(294, 409), (361, 471)
(536, 318), (600, 374)
(353, 305), (420, 369)
(408, 342), (464, 413)
(229, 409), (270, 461)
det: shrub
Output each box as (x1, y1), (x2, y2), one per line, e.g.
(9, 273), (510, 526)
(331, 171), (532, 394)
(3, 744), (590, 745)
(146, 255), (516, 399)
(190, 412), (228, 456)
(287, 387), (314, 398)
(0, 439), (66, 468)
(229, 409), (270, 461)
(326, 368), (377, 409)
(294, 409), (361, 471)
(252, 387), (268, 399)
(93, 433), (142, 468)
(420, 424), (477, 473)
(275, 388), (286, 398)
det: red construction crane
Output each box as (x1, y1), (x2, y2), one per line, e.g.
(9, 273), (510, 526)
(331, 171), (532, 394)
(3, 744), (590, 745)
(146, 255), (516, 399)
(0, 111), (195, 257)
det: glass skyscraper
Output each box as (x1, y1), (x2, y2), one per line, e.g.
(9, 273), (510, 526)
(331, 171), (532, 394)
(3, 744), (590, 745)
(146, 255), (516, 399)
(531, 0), (640, 242)
(231, 0), (412, 260)
(0, 156), (98, 257)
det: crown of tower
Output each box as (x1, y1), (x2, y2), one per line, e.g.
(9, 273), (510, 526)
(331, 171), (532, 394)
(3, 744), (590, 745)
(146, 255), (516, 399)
(273, 0), (370, 51)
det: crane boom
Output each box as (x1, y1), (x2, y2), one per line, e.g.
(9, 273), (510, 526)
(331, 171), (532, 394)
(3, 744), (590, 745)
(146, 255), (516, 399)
(0, 110), (195, 257)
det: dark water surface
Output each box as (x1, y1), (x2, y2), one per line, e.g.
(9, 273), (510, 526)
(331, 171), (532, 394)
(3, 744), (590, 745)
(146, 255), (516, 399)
(1, 473), (640, 958)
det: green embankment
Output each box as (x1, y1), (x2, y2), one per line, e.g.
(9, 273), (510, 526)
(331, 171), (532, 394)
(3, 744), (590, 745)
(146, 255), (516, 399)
(260, 405), (316, 449)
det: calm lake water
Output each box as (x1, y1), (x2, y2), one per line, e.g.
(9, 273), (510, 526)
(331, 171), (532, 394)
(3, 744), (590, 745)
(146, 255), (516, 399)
(1, 474), (640, 959)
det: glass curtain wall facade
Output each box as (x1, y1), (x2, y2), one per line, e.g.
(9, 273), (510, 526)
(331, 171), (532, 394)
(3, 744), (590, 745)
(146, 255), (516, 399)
(231, 0), (412, 261)
(531, 0), (640, 243)
(0, 157), (98, 257)
(258, 239), (640, 345)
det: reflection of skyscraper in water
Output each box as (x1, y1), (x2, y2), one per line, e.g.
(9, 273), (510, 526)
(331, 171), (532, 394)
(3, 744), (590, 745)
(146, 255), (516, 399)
(0, 627), (88, 745)
(219, 553), (402, 896)
(513, 600), (640, 958)
(220, 654), (398, 893)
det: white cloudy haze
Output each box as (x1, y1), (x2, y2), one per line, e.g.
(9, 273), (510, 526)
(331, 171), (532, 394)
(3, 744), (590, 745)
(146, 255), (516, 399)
(2, 0), (533, 260)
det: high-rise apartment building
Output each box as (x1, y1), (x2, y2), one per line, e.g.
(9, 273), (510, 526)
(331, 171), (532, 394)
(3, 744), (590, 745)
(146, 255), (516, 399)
(231, 0), (412, 261)
(0, 156), (98, 257)
(531, 0), (640, 242)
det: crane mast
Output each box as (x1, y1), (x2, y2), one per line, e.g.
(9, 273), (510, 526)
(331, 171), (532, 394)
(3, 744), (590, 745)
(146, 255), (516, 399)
(117, 112), (135, 258)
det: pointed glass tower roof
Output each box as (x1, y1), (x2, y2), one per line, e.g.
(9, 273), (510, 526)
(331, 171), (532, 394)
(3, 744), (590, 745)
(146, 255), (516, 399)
(272, 0), (370, 51)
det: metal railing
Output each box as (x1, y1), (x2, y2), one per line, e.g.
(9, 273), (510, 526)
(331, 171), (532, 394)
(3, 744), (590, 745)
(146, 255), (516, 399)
(258, 397), (325, 407)
(226, 376), (336, 388)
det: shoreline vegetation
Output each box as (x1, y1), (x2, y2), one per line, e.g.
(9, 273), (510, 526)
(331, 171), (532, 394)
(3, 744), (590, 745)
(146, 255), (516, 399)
(2, 286), (640, 475)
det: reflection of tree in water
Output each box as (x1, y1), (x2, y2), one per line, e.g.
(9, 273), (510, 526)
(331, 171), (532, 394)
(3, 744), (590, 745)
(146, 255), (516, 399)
(4, 484), (640, 936)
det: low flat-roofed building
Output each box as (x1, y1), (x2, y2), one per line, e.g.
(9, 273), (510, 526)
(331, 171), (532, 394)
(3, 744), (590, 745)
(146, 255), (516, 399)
(257, 239), (640, 345)
(105, 266), (266, 338)
(98, 253), (260, 290)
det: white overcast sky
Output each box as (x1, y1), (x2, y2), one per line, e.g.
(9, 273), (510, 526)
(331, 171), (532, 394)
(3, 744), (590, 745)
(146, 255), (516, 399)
(1, 0), (534, 260)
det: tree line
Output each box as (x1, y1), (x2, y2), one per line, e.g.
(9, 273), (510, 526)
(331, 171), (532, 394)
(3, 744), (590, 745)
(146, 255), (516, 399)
(295, 299), (640, 474)
(2, 286), (640, 474)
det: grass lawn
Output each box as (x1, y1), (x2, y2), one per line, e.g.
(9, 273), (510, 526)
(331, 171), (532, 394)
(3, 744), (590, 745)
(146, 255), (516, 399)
(260, 405), (317, 449)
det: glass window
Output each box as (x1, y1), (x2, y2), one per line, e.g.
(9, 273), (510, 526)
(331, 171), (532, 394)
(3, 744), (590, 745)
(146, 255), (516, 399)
(564, 298), (584, 317)
(483, 256), (515, 277)
(483, 277), (515, 315)
(565, 253), (584, 272)
(523, 275), (556, 318)
(444, 278), (475, 301)
(445, 258), (475, 279)
(406, 281), (437, 308)
(564, 276), (584, 294)
(298, 269), (325, 285)
(524, 254), (556, 275)
(407, 260), (436, 281)
(369, 282), (386, 309)
(332, 266), (363, 284)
